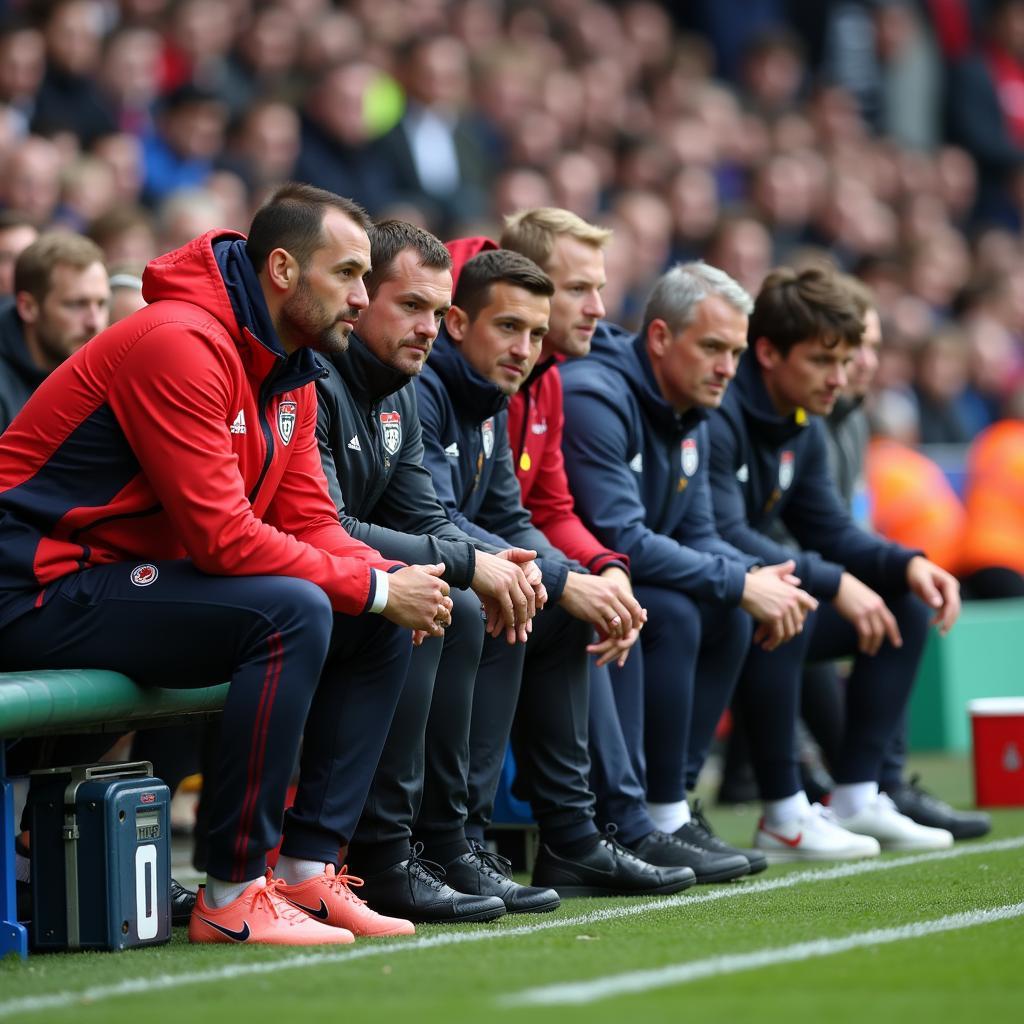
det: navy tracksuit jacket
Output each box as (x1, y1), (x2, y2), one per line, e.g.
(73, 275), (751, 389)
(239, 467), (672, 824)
(560, 322), (754, 810)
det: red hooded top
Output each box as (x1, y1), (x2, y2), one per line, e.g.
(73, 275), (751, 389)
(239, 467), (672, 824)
(446, 236), (628, 575)
(0, 230), (398, 629)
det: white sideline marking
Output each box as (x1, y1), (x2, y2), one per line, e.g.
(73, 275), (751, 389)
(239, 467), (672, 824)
(502, 900), (1024, 1006)
(1, 836), (1021, 1018)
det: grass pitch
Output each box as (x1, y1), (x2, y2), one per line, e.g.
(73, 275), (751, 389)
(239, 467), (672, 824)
(2, 755), (1022, 1024)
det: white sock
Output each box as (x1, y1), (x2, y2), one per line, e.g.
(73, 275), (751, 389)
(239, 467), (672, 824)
(830, 781), (878, 819)
(764, 790), (812, 827)
(647, 800), (691, 833)
(205, 874), (261, 908)
(274, 856), (326, 885)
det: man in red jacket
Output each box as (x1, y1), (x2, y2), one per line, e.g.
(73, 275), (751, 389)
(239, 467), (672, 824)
(0, 183), (451, 946)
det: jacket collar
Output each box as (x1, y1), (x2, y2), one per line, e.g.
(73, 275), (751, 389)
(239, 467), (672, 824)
(427, 328), (508, 421)
(213, 236), (325, 394)
(628, 332), (706, 438)
(732, 352), (808, 445)
(332, 333), (410, 406)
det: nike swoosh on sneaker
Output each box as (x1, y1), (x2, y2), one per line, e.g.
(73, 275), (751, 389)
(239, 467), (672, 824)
(762, 828), (803, 848)
(282, 896), (330, 920)
(198, 917), (251, 941)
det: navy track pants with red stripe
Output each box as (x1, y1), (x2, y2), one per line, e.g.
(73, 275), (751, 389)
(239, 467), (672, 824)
(0, 559), (410, 882)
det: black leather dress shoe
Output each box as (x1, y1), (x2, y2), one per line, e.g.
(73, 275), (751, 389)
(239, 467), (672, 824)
(883, 775), (991, 840)
(630, 827), (749, 884)
(684, 799), (767, 876)
(444, 841), (560, 914)
(170, 878), (198, 926)
(532, 832), (696, 897)
(357, 849), (506, 924)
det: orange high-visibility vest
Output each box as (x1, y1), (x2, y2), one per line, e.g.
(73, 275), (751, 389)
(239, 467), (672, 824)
(865, 438), (967, 575)
(960, 420), (1024, 576)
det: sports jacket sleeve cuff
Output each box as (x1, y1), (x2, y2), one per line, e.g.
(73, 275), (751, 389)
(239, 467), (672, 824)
(367, 568), (390, 613)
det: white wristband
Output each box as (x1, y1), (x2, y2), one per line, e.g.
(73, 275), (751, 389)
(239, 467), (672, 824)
(368, 568), (389, 613)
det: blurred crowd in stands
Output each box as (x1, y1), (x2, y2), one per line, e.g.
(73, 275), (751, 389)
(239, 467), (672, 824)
(0, 0), (1023, 449)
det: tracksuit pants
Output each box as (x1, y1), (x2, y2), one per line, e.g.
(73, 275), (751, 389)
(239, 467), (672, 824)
(348, 586), (485, 870)
(735, 591), (931, 799)
(592, 585), (750, 840)
(0, 559), (410, 883)
(465, 602), (597, 847)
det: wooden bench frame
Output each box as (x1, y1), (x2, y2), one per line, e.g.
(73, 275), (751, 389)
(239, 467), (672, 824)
(0, 670), (227, 959)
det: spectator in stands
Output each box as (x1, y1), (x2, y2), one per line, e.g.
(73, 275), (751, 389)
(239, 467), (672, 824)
(294, 62), (394, 214)
(0, 136), (64, 229)
(141, 85), (229, 207)
(0, 231), (109, 432)
(0, 183), (454, 946)
(560, 259), (816, 880)
(708, 265), (962, 859)
(416, 248), (694, 898)
(317, 220), (548, 923)
(374, 34), (491, 232)
(0, 213), (38, 297)
(107, 270), (146, 324)
(0, 19), (45, 136)
(88, 205), (158, 271)
(31, 0), (117, 147)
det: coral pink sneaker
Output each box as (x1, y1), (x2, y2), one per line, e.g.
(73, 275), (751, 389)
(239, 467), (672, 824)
(189, 872), (355, 946)
(276, 864), (415, 937)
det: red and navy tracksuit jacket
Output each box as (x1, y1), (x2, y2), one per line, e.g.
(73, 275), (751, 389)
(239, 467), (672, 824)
(0, 229), (398, 631)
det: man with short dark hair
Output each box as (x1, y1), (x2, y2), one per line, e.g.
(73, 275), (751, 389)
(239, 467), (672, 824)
(0, 231), (110, 432)
(316, 220), (552, 922)
(709, 265), (961, 859)
(416, 249), (695, 897)
(0, 183), (453, 945)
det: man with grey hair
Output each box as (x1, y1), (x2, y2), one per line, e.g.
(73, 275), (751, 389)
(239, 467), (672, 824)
(560, 261), (817, 878)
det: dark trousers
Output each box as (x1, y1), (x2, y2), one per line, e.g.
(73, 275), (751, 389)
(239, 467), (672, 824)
(800, 663), (906, 791)
(597, 585), (750, 832)
(0, 559), (410, 882)
(465, 602), (596, 846)
(349, 586), (484, 869)
(736, 591), (931, 799)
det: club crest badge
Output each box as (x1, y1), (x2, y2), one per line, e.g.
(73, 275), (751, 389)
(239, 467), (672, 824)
(130, 564), (158, 587)
(681, 437), (699, 477)
(277, 401), (297, 445)
(779, 450), (795, 491)
(380, 410), (402, 455)
(481, 417), (495, 459)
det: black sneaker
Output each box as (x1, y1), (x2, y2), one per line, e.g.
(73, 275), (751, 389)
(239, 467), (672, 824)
(357, 845), (506, 924)
(883, 775), (992, 840)
(170, 878), (198, 927)
(444, 841), (560, 914)
(630, 827), (749, 884)
(689, 799), (768, 875)
(532, 829), (696, 897)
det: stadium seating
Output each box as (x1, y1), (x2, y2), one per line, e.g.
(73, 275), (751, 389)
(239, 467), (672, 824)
(0, 670), (227, 958)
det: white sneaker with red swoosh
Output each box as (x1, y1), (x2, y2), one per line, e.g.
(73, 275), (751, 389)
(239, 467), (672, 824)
(753, 804), (882, 862)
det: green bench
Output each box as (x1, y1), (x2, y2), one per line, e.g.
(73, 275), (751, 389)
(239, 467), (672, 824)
(0, 670), (228, 959)
(908, 598), (1024, 754)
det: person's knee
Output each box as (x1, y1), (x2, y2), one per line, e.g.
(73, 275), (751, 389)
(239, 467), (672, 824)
(258, 576), (335, 650)
(449, 585), (486, 641)
(637, 585), (702, 646)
